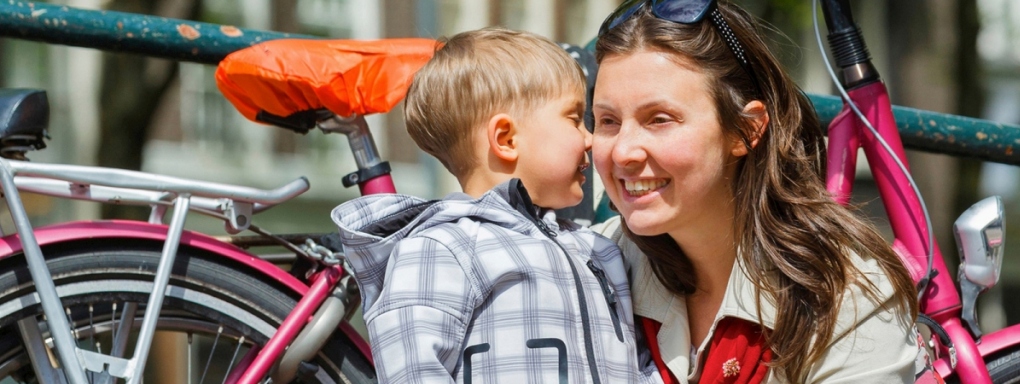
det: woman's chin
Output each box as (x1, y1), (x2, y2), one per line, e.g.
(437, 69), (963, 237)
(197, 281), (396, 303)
(627, 227), (662, 237)
(621, 216), (668, 237)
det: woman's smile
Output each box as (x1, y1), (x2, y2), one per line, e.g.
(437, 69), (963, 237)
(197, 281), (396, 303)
(622, 178), (671, 197)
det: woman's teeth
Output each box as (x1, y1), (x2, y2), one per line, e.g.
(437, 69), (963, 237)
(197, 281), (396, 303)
(624, 179), (669, 196)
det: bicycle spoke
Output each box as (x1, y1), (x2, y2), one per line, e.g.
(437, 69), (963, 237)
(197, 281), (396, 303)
(87, 302), (138, 384)
(221, 336), (245, 384)
(111, 302), (118, 343)
(65, 307), (77, 340)
(199, 326), (223, 384)
(88, 304), (95, 352)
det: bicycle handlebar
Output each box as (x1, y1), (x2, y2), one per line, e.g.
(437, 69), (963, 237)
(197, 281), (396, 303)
(820, 0), (857, 34)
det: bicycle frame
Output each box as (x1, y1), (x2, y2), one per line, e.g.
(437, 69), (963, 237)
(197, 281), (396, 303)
(820, 1), (1020, 382)
(234, 116), (394, 384)
(825, 80), (990, 381)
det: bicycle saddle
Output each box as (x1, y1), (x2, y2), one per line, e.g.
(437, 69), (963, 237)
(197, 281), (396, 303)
(215, 38), (437, 133)
(0, 89), (48, 158)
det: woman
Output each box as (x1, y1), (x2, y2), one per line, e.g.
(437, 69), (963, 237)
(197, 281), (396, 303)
(590, 1), (930, 382)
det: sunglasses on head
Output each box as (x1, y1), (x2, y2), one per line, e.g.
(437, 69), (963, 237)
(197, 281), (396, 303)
(599, 0), (762, 98)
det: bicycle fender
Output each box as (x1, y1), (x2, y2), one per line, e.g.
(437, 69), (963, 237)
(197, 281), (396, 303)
(0, 219), (311, 295)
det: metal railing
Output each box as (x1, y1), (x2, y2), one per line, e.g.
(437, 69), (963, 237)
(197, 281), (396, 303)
(3, 0), (1020, 165)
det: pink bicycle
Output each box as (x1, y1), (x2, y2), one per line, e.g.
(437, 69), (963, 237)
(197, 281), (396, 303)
(816, 0), (1017, 382)
(0, 29), (599, 382)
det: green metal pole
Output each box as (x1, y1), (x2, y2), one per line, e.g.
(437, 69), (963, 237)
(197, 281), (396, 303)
(0, 1), (318, 64)
(4, 1), (1020, 166)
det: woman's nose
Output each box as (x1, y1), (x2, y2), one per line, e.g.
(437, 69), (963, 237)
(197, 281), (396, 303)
(612, 124), (646, 166)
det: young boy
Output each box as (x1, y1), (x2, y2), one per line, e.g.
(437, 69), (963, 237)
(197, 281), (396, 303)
(332, 27), (655, 383)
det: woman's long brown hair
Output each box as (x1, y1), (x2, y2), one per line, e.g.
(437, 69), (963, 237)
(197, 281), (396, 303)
(595, 2), (918, 381)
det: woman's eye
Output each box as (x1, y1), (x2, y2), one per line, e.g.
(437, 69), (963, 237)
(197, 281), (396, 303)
(650, 115), (673, 125)
(596, 118), (618, 128)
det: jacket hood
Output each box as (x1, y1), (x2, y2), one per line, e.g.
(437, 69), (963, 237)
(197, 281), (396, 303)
(331, 179), (557, 309)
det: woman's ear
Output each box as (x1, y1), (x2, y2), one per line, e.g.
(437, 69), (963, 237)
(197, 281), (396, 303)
(488, 113), (519, 162)
(731, 100), (770, 157)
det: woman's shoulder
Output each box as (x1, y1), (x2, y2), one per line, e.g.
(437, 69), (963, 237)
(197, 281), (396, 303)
(590, 216), (645, 268)
(803, 248), (919, 382)
(590, 215), (623, 239)
(831, 247), (910, 332)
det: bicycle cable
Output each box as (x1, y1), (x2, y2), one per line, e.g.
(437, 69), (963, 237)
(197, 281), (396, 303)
(811, 0), (936, 302)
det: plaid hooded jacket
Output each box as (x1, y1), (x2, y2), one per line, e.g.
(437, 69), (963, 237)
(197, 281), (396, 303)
(332, 179), (657, 383)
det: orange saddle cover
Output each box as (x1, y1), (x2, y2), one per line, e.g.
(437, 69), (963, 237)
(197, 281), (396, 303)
(215, 38), (438, 123)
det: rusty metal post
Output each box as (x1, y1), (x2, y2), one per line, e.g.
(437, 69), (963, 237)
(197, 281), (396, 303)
(0, 0), (318, 64)
(3, 1), (1020, 164)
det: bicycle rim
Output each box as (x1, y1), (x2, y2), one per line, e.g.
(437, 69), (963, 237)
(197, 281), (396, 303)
(0, 241), (374, 383)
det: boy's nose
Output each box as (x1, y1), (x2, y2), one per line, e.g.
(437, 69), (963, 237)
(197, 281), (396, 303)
(582, 128), (593, 150)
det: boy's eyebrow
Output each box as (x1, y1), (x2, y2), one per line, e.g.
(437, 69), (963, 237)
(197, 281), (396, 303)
(564, 99), (585, 114)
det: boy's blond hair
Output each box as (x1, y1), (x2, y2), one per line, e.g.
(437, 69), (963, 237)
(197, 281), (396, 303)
(404, 27), (587, 178)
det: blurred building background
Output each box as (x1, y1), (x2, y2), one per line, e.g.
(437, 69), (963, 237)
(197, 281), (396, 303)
(1, 0), (1020, 372)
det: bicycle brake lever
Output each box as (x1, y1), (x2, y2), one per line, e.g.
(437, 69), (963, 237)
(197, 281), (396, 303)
(953, 195), (1005, 339)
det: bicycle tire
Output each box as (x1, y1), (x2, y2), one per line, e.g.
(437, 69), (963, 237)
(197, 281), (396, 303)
(945, 347), (1020, 384)
(0, 239), (375, 383)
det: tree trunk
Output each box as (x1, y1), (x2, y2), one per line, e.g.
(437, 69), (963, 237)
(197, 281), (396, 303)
(885, 0), (962, 269)
(97, 0), (201, 219)
(0, 39), (5, 87)
(952, 0), (984, 217)
(271, 0), (300, 154)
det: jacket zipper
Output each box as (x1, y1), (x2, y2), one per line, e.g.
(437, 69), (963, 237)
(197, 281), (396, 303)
(587, 260), (624, 342)
(534, 219), (603, 384)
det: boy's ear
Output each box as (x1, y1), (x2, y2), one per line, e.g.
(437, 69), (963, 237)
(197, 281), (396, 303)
(731, 100), (769, 157)
(488, 113), (519, 162)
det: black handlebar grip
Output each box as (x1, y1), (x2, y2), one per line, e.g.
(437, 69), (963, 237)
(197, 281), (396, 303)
(819, 0), (873, 71)
(821, 0), (857, 35)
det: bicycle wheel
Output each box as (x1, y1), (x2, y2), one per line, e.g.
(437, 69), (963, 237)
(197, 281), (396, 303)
(944, 347), (1020, 384)
(0, 239), (375, 383)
